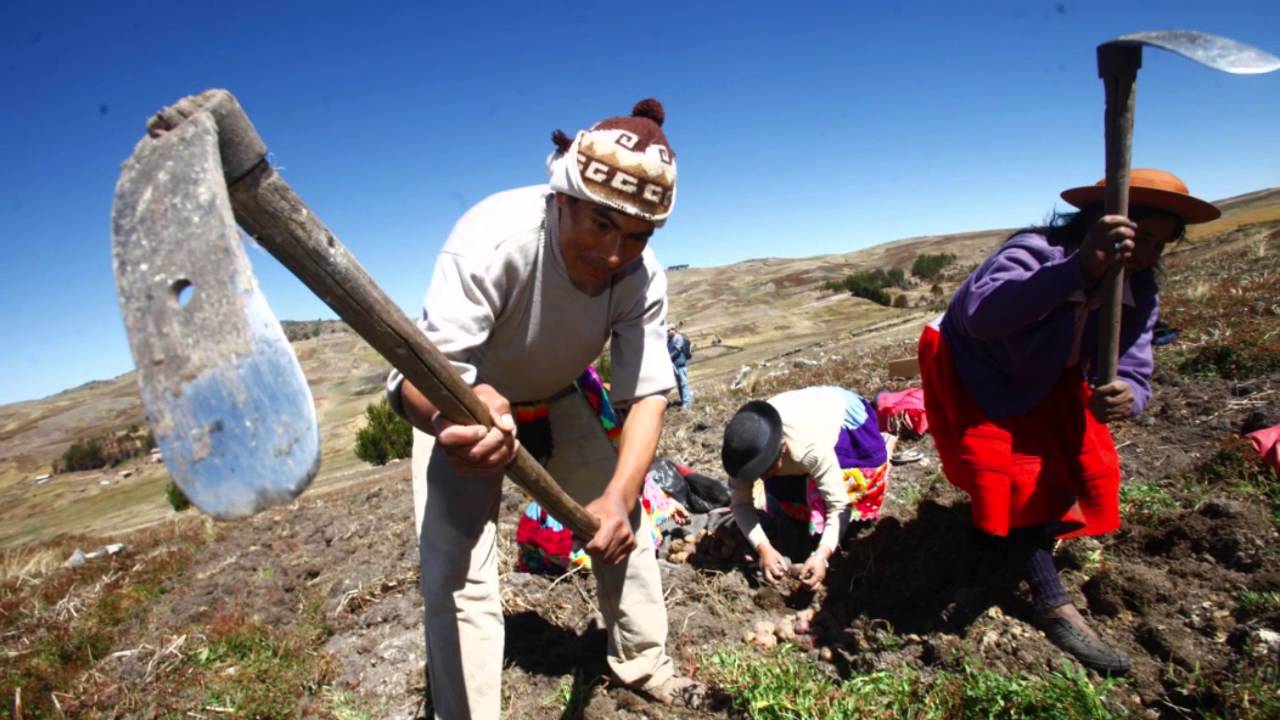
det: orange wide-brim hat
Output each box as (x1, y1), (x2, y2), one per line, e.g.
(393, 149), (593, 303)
(1060, 168), (1221, 224)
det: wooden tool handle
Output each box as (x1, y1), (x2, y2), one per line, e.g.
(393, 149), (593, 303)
(162, 90), (600, 539)
(1095, 44), (1142, 384)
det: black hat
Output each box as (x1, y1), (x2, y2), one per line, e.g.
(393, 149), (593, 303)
(722, 401), (783, 483)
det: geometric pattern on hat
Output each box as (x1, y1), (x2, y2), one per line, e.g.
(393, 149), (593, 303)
(1060, 167), (1221, 224)
(550, 99), (678, 224)
(575, 128), (676, 220)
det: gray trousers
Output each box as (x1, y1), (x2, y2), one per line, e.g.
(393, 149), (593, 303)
(412, 391), (673, 719)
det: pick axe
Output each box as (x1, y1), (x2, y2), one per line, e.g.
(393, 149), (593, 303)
(111, 89), (599, 539)
(1094, 31), (1279, 382)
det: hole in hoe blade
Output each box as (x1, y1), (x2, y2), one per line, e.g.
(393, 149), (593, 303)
(172, 279), (194, 308)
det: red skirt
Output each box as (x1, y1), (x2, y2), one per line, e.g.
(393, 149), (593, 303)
(917, 325), (1120, 539)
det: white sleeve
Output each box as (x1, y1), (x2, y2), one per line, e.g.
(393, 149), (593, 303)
(609, 262), (676, 405)
(386, 249), (502, 418)
(730, 478), (770, 550)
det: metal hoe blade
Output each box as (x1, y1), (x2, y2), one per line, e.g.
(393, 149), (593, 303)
(111, 112), (319, 519)
(1112, 30), (1280, 74)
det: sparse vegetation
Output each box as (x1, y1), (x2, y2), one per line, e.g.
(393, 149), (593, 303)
(354, 399), (413, 466)
(176, 600), (335, 718)
(1208, 667), (1280, 720)
(1162, 221), (1280, 381)
(1119, 482), (1179, 522)
(1177, 340), (1280, 380)
(282, 319), (347, 342)
(1237, 590), (1280, 622)
(1200, 437), (1280, 522)
(0, 525), (210, 718)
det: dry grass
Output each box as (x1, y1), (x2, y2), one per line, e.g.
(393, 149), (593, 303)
(0, 514), (355, 718)
(0, 545), (61, 585)
(0, 521), (212, 718)
(1186, 200), (1280, 242)
(1162, 220), (1280, 380)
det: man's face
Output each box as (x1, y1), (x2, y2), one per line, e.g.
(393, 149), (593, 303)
(556, 194), (655, 296)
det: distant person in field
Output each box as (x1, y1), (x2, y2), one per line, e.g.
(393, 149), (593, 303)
(721, 386), (891, 590)
(667, 325), (693, 408)
(387, 100), (703, 716)
(917, 168), (1220, 675)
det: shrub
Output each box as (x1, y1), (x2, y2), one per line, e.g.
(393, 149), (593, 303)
(822, 268), (910, 307)
(911, 252), (957, 279)
(354, 399), (413, 466)
(846, 276), (891, 306)
(166, 480), (192, 512)
(62, 438), (106, 472)
(892, 294), (910, 308)
(1177, 340), (1280, 380)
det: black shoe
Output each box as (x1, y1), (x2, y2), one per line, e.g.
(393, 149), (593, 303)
(1034, 608), (1131, 675)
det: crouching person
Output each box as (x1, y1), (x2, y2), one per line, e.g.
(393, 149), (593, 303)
(721, 386), (890, 590)
(388, 100), (701, 718)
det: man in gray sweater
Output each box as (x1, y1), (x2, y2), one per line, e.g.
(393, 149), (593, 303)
(387, 100), (700, 717)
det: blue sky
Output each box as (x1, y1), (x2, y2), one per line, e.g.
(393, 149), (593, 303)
(1, 1), (1278, 405)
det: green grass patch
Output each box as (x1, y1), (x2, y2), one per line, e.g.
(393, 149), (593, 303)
(178, 598), (336, 718)
(1171, 662), (1280, 720)
(1122, 439), (1280, 527)
(322, 686), (385, 720)
(1201, 438), (1280, 524)
(1176, 340), (1280, 381)
(1119, 482), (1180, 522)
(1237, 590), (1280, 622)
(1206, 665), (1280, 720)
(894, 472), (944, 513)
(553, 669), (601, 718)
(194, 625), (326, 716)
(701, 646), (1124, 719)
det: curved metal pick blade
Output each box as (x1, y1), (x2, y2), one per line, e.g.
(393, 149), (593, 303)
(1112, 30), (1280, 74)
(111, 113), (320, 519)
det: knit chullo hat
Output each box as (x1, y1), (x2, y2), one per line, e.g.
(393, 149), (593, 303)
(546, 99), (677, 226)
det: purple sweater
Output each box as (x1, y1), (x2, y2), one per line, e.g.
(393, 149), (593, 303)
(940, 232), (1157, 420)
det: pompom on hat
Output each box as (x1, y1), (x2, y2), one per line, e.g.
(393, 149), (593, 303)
(1060, 168), (1220, 224)
(547, 99), (677, 226)
(722, 401), (783, 483)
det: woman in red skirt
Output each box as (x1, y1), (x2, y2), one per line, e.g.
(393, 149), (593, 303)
(919, 169), (1219, 674)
